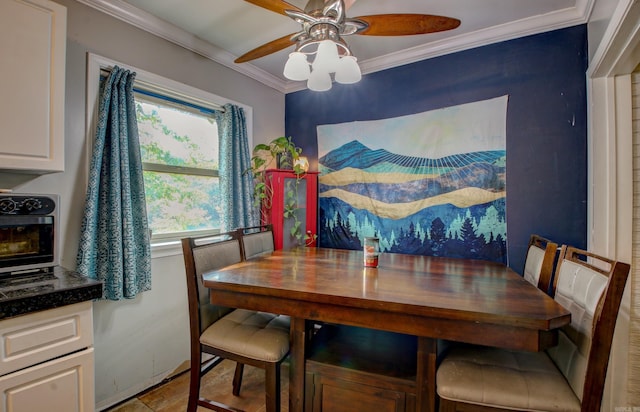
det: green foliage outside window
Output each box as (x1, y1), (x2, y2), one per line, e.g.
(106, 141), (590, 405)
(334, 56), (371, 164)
(136, 98), (222, 238)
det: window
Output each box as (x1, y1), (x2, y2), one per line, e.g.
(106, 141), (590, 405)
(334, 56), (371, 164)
(87, 54), (252, 247)
(135, 92), (221, 240)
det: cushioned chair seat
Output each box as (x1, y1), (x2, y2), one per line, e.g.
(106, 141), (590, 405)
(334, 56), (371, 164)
(437, 344), (580, 412)
(201, 309), (290, 362)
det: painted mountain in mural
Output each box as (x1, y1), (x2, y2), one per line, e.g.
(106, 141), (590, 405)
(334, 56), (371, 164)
(320, 140), (393, 170)
(320, 140), (505, 172)
(319, 141), (505, 209)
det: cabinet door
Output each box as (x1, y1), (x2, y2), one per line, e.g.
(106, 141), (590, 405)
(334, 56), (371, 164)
(0, 347), (94, 412)
(265, 170), (318, 250)
(282, 175), (308, 249)
(0, 0), (66, 173)
(309, 372), (407, 412)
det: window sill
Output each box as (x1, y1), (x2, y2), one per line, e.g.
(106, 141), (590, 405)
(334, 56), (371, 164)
(150, 240), (182, 259)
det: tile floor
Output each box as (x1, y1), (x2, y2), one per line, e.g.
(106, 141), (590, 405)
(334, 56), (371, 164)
(105, 359), (289, 412)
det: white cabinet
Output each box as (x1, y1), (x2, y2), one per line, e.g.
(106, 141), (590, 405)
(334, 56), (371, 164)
(0, 0), (66, 173)
(0, 348), (94, 412)
(0, 301), (95, 412)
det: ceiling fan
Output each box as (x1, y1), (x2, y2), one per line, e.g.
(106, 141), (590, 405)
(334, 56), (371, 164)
(234, 0), (461, 64)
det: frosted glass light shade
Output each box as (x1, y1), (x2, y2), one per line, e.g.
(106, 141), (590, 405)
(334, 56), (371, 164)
(284, 52), (310, 81)
(312, 40), (340, 73)
(335, 56), (361, 84)
(307, 69), (332, 91)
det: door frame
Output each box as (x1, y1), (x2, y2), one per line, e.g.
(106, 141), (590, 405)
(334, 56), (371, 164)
(587, 0), (640, 408)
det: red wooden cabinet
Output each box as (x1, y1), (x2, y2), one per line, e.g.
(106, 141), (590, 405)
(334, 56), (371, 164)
(263, 169), (318, 250)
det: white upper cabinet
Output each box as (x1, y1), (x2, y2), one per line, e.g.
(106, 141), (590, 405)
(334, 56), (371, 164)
(0, 0), (66, 173)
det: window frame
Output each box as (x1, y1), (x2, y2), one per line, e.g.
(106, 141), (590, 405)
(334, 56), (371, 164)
(135, 91), (221, 241)
(87, 53), (253, 256)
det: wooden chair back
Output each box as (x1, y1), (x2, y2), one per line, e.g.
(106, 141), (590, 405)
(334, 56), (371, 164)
(548, 245), (630, 411)
(238, 224), (275, 260)
(523, 234), (559, 295)
(181, 230), (243, 334)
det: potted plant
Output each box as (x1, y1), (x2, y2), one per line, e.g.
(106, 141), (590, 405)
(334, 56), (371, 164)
(247, 136), (316, 246)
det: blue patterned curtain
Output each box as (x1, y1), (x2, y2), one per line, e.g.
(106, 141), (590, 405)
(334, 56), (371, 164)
(76, 66), (152, 300)
(216, 103), (258, 231)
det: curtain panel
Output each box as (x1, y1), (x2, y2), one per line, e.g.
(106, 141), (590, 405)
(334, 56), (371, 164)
(216, 103), (258, 231)
(76, 66), (152, 300)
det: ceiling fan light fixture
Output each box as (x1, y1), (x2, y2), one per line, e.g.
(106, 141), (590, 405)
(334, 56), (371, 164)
(289, 35), (361, 91)
(335, 55), (361, 84)
(283, 52), (311, 81)
(307, 69), (332, 92)
(312, 39), (341, 73)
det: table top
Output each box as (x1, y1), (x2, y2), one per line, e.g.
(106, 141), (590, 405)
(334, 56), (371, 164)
(203, 247), (570, 337)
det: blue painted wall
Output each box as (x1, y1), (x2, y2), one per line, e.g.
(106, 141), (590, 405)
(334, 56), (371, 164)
(285, 25), (588, 272)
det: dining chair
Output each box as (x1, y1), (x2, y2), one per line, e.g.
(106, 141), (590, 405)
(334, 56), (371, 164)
(238, 224), (275, 260)
(231, 224), (280, 394)
(523, 234), (559, 295)
(182, 230), (290, 412)
(436, 245), (630, 412)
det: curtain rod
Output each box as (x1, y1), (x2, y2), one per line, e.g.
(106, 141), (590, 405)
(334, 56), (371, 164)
(99, 68), (226, 113)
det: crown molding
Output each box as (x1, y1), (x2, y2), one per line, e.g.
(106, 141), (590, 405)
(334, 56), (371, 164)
(75, 0), (289, 93)
(361, 0), (594, 74)
(77, 0), (593, 94)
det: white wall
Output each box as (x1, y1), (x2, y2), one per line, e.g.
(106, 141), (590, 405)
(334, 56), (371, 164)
(91, 254), (191, 407)
(0, 0), (285, 409)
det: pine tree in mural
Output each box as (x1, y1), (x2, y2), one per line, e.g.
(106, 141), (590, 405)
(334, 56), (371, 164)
(322, 209), (363, 250)
(459, 218), (479, 254)
(320, 204), (506, 263)
(429, 217), (447, 255)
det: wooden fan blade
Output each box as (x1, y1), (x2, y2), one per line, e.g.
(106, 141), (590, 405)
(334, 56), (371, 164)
(243, 0), (301, 16)
(235, 34), (297, 63)
(356, 14), (461, 36)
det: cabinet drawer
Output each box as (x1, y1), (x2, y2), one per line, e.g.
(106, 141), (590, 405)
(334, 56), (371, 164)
(0, 347), (94, 412)
(0, 302), (93, 376)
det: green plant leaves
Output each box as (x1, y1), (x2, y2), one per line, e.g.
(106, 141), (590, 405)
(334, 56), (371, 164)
(248, 136), (309, 245)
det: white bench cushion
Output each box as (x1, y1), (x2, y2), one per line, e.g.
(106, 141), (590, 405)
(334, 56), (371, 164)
(437, 344), (580, 412)
(547, 259), (607, 399)
(523, 245), (545, 286)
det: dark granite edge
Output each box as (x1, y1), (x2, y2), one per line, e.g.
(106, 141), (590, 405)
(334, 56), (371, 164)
(0, 284), (103, 319)
(0, 267), (104, 320)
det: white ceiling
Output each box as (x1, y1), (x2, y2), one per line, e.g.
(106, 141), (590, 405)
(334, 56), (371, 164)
(79, 0), (593, 93)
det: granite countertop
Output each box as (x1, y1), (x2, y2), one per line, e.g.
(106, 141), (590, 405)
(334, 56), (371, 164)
(0, 266), (103, 319)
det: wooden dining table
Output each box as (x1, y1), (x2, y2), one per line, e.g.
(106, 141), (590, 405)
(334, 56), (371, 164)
(202, 247), (571, 412)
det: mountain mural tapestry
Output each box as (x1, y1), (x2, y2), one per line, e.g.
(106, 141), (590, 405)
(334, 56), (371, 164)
(317, 96), (508, 263)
